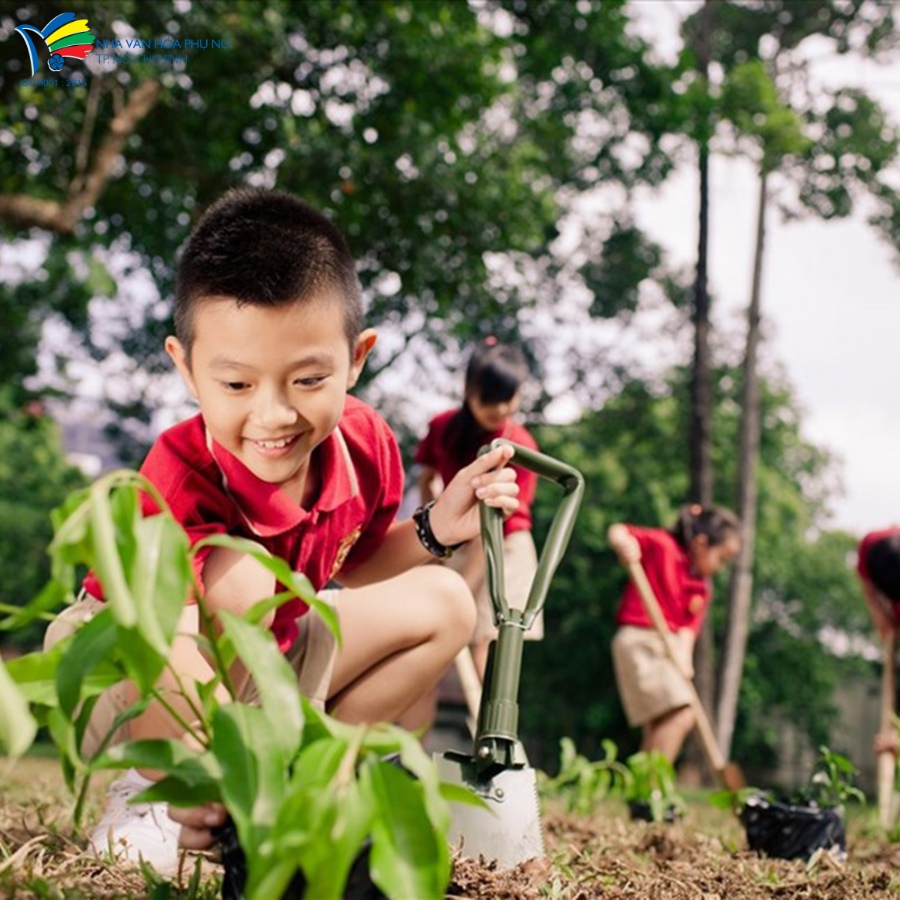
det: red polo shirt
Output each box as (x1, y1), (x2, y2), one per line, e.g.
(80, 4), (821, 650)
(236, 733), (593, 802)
(614, 526), (710, 635)
(858, 527), (900, 587)
(414, 408), (538, 536)
(84, 396), (403, 650)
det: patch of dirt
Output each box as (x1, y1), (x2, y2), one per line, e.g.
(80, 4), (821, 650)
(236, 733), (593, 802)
(4, 760), (900, 898)
(447, 801), (900, 899)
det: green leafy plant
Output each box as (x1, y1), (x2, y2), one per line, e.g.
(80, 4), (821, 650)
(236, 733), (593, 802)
(623, 750), (684, 823)
(539, 737), (632, 814)
(803, 746), (865, 810)
(712, 745), (864, 815)
(0, 471), (465, 899)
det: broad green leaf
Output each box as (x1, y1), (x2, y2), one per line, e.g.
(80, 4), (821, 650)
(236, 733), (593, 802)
(46, 705), (86, 789)
(438, 781), (487, 808)
(293, 777), (373, 900)
(219, 611), (303, 758)
(130, 514), (192, 656)
(56, 606), (119, 718)
(86, 479), (137, 628)
(0, 657), (37, 757)
(212, 704), (287, 862)
(6, 642), (120, 707)
(366, 760), (451, 899)
(97, 738), (206, 773)
(252, 738), (358, 900)
(0, 580), (67, 632)
(114, 625), (168, 696)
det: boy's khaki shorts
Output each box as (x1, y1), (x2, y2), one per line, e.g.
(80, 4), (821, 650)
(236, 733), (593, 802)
(447, 530), (543, 642)
(611, 625), (694, 727)
(43, 592), (339, 759)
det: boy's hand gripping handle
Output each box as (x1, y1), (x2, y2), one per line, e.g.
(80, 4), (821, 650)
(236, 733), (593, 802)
(479, 439), (584, 632)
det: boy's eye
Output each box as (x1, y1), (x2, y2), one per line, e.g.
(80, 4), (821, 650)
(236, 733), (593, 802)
(222, 381), (249, 392)
(295, 376), (326, 387)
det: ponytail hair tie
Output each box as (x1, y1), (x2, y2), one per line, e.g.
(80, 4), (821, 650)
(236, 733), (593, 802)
(690, 503), (703, 516)
(485, 335), (498, 347)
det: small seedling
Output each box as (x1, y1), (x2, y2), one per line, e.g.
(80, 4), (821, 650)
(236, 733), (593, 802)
(540, 737), (631, 814)
(624, 750), (684, 823)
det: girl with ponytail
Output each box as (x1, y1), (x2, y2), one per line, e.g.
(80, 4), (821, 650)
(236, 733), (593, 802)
(607, 504), (740, 765)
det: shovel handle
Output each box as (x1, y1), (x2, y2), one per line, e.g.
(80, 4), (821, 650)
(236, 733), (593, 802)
(480, 439), (584, 629)
(879, 631), (897, 829)
(626, 559), (728, 777)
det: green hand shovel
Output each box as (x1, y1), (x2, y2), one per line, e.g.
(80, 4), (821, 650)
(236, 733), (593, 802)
(436, 438), (584, 868)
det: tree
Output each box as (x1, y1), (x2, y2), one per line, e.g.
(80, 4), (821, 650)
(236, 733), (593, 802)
(699, 0), (900, 757)
(0, 390), (86, 649)
(1, 0), (676, 460)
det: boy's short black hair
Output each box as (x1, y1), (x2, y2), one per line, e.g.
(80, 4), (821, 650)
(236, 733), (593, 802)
(174, 189), (363, 358)
(868, 535), (900, 603)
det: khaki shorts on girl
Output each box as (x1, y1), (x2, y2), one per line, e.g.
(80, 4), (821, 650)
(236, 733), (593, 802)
(43, 591), (339, 759)
(611, 625), (694, 727)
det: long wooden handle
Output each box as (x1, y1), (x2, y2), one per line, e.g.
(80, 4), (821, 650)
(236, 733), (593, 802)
(879, 631), (897, 829)
(627, 560), (727, 774)
(454, 647), (481, 737)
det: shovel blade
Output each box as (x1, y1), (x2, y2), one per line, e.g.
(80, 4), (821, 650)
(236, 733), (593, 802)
(436, 754), (544, 869)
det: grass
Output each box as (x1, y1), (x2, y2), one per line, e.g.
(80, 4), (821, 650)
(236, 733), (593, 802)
(5, 752), (900, 899)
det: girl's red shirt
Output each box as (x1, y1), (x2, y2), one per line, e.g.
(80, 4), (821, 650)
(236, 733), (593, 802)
(614, 526), (711, 635)
(414, 408), (538, 536)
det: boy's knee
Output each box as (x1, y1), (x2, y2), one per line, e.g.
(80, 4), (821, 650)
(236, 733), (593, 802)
(429, 566), (477, 638)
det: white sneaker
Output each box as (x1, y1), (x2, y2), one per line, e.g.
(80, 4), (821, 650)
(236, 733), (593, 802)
(89, 769), (182, 874)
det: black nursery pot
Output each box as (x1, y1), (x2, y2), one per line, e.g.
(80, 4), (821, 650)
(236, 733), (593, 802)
(215, 820), (384, 900)
(627, 800), (683, 823)
(739, 794), (846, 861)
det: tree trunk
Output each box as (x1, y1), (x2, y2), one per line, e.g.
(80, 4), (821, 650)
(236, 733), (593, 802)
(715, 167), (768, 757)
(685, 0), (716, 784)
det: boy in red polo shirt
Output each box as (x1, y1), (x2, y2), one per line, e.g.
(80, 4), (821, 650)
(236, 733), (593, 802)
(608, 505), (740, 764)
(46, 190), (522, 873)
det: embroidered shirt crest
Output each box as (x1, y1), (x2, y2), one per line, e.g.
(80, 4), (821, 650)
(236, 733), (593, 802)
(330, 526), (362, 580)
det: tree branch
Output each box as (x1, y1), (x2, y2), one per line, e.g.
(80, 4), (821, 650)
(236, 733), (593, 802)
(0, 79), (161, 235)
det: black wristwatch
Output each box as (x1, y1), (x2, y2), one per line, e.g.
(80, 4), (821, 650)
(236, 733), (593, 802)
(413, 501), (464, 559)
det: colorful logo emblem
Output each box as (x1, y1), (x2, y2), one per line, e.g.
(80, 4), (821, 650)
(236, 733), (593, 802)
(15, 12), (96, 77)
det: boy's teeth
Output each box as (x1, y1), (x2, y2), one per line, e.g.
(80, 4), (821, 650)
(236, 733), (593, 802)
(257, 437), (292, 449)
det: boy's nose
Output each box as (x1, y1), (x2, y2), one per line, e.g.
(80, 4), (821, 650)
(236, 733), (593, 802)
(253, 390), (300, 429)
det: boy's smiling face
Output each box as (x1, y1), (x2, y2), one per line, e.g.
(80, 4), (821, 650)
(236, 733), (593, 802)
(166, 293), (375, 506)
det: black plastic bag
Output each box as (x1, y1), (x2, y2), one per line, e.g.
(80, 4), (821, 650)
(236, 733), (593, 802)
(215, 819), (383, 900)
(740, 793), (846, 861)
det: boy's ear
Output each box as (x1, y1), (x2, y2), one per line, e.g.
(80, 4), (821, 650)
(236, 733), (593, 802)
(165, 336), (199, 399)
(347, 328), (377, 388)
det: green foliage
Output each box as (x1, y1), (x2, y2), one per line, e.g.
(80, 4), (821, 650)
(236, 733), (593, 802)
(538, 738), (683, 824)
(1, 0), (682, 457)
(804, 746), (865, 809)
(0, 390), (86, 648)
(0, 474), (453, 898)
(722, 746), (864, 814)
(539, 737), (631, 814)
(623, 750), (684, 822)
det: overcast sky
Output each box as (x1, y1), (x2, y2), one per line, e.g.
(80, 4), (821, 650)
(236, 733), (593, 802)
(629, 1), (900, 538)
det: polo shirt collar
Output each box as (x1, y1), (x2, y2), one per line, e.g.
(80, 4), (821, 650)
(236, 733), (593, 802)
(205, 427), (360, 537)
